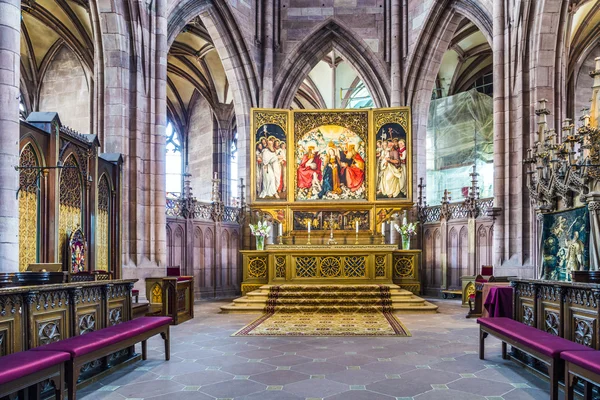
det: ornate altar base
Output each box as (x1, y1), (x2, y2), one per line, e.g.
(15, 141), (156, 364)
(238, 244), (422, 293)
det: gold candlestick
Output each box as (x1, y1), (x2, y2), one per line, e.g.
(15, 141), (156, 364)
(307, 232), (311, 245)
(355, 232), (359, 245)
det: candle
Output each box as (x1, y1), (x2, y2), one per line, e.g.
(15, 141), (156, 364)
(355, 220), (359, 233)
(308, 223), (311, 234)
(403, 215), (408, 226)
(381, 222), (385, 235)
(389, 222), (394, 239)
(278, 223), (283, 237)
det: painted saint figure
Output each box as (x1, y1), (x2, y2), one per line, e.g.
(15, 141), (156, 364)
(297, 146), (322, 190)
(566, 230), (584, 274)
(259, 137), (281, 198)
(277, 142), (287, 193)
(340, 144), (365, 192)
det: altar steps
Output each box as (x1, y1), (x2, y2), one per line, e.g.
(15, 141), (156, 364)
(220, 284), (438, 314)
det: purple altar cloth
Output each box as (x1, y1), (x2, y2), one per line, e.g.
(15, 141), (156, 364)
(484, 286), (513, 318)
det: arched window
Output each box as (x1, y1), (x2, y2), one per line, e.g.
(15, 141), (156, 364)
(165, 121), (183, 195)
(19, 94), (27, 120)
(230, 127), (239, 205)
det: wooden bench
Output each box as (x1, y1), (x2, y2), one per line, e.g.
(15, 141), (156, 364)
(478, 317), (594, 400)
(0, 350), (69, 399)
(31, 316), (172, 400)
(562, 351), (600, 400)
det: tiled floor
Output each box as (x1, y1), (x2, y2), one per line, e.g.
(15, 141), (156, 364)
(79, 299), (559, 400)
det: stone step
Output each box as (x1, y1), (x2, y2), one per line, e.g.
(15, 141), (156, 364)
(220, 301), (438, 314)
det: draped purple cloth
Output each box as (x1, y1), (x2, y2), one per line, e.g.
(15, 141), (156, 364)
(484, 286), (513, 318)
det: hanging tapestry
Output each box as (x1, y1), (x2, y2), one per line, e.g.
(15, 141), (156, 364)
(19, 144), (39, 271)
(540, 207), (590, 281)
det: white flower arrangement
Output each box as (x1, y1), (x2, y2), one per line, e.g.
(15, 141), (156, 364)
(249, 220), (271, 237)
(394, 221), (419, 237)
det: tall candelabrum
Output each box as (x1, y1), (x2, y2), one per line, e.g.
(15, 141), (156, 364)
(524, 97), (600, 209)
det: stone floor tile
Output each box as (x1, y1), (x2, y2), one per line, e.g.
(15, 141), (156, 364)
(448, 377), (518, 396)
(414, 388), (487, 399)
(327, 354), (375, 366)
(236, 349), (284, 359)
(263, 354), (312, 367)
(144, 392), (213, 400)
(366, 378), (433, 397)
(199, 379), (265, 398)
(171, 370), (232, 386)
(283, 377), (348, 398)
(291, 361), (346, 375)
(219, 361), (276, 376)
(250, 370), (309, 385)
(114, 379), (184, 398)
(327, 368), (387, 385)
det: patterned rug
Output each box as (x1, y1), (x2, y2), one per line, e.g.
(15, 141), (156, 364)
(232, 285), (411, 337)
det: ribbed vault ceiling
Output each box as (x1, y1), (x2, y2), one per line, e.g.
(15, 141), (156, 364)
(167, 17), (232, 135)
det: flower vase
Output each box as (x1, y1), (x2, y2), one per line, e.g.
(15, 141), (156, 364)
(402, 235), (410, 250)
(256, 236), (265, 251)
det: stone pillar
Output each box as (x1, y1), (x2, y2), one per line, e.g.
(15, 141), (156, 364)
(390, 0), (402, 106)
(588, 195), (600, 272)
(0, 0), (21, 273)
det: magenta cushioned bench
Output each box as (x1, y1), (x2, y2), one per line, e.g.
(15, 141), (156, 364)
(31, 316), (172, 400)
(478, 317), (594, 400)
(562, 351), (600, 400)
(0, 350), (69, 399)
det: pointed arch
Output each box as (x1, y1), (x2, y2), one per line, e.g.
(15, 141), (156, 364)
(274, 20), (390, 109)
(167, 0), (259, 117)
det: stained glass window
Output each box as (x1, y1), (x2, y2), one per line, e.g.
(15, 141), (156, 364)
(165, 121), (183, 195)
(230, 127), (239, 205)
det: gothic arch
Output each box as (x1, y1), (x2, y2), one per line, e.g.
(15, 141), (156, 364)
(167, 0), (258, 116)
(273, 19), (390, 109)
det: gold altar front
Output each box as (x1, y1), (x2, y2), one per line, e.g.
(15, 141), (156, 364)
(241, 245), (421, 295)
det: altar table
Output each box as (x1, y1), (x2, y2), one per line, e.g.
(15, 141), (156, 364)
(483, 283), (513, 318)
(240, 245), (422, 294)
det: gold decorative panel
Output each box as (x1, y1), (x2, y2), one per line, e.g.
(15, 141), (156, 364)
(97, 175), (110, 271)
(248, 256), (268, 278)
(19, 144), (39, 271)
(394, 256), (414, 278)
(344, 256), (366, 277)
(151, 283), (162, 304)
(375, 255), (386, 277)
(59, 156), (83, 262)
(320, 256), (342, 277)
(296, 257), (318, 277)
(275, 256), (286, 278)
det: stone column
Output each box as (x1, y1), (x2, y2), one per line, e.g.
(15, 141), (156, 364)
(588, 195), (600, 272)
(0, 0), (21, 273)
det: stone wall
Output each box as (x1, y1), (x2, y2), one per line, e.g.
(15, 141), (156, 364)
(188, 96), (214, 201)
(38, 46), (91, 135)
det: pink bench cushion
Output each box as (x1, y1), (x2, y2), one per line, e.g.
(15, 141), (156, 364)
(132, 289), (139, 295)
(478, 317), (594, 357)
(562, 351), (600, 376)
(31, 316), (172, 358)
(0, 350), (69, 385)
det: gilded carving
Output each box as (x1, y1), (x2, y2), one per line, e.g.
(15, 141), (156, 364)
(375, 255), (386, 277)
(320, 256), (342, 277)
(344, 256), (366, 277)
(0, 295), (21, 316)
(19, 144), (39, 271)
(151, 283), (162, 304)
(296, 257), (317, 278)
(248, 256), (268, 278)
(465, 282), (476, 299)
(394, 256), (414, 278)
(97, 175), (111, 271)
(275, 256), (286, 278)
(58, 156), (83, 262)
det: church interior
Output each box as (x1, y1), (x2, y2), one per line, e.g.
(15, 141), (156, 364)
(2, 0), (600, 399)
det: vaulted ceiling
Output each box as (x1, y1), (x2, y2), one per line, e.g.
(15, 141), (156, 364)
(435, 19), (493, 98)
(569, 0), (600, 77)
(292, 50), (374, 110)
(167, 17), (232, 136)
(20, 0), (94, 112)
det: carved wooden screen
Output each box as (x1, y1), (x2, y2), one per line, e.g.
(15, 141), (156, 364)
(19, 144), (39, 271)
(59, 155), (83, 262)
(97, 175), (110, 271)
